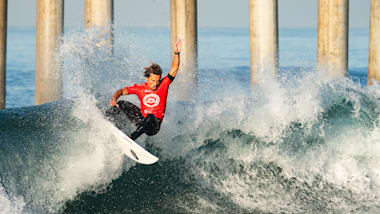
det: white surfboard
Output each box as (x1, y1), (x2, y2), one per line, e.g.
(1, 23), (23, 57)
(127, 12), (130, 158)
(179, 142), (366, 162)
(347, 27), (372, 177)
(107, 121), (159, 165)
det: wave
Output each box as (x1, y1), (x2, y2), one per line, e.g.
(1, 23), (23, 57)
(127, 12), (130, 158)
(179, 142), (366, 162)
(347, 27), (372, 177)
(2, 28), (380, 213)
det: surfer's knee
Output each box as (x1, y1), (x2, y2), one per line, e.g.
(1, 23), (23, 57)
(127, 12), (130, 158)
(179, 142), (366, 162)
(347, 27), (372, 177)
(145, 126), (160, 135)
(145, 129), (159, 136)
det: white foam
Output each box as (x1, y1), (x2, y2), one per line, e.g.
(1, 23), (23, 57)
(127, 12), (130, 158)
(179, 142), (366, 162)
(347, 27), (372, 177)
(49, 94), (136, 208)
(4, 28), (152, 212)
(157, 69), (380, 212)
(0, 184), (27, 214)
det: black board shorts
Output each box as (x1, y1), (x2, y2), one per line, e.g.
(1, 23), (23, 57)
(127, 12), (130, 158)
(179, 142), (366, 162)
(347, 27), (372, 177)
(105, 101), (161, 140)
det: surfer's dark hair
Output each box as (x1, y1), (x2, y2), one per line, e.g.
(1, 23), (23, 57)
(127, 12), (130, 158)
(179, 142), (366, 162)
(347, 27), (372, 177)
(144, 63), (162, 77)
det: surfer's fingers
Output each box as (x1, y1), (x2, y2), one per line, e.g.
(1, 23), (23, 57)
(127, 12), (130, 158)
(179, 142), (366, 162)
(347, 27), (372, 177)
(110, 100), (118, 108)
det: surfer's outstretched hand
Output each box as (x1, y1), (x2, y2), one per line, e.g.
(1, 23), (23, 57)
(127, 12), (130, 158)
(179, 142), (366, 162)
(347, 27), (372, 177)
(175, 39), (182, 53)
(110, 98), (119, 108)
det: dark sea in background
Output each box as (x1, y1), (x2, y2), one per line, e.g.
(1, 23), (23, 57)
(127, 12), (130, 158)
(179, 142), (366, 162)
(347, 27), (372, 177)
(2, 27), (380, 213)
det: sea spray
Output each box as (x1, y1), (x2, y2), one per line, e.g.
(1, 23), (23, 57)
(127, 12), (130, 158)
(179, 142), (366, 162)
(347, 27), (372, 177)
(163, 71), (380, 213)
(0, 182), (27, 214)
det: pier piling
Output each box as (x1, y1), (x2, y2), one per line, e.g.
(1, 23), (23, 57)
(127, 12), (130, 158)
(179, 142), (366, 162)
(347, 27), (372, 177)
(0, 0), (6, 109)
(317, 0), (348, 77)
(368, 0), (380, 85)
(36, 0), (64, 105)
(317, 0), (329, 71)
(84, 0), (114, 48)
(249, 0), (279, 88)
(170, 0), (198, 101)
(328, 0), (349, 77)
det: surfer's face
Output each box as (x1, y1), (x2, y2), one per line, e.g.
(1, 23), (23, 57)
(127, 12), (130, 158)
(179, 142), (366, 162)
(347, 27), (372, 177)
(146, 74), (161, 91)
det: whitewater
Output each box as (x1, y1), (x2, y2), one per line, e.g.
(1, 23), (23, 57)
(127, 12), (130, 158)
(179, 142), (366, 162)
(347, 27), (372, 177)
(1, 27), (380, 213)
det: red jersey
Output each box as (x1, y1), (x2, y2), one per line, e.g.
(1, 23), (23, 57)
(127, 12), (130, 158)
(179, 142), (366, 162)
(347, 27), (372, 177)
(124, 76), (172, 120)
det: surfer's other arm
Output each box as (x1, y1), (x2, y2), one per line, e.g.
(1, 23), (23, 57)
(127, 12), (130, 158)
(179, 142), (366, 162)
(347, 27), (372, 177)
(110, 88), (128, 107)
(168, 39), (182, 78)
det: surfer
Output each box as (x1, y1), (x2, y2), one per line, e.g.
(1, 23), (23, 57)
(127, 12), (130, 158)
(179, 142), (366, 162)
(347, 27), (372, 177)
(106, 40), (182, 140)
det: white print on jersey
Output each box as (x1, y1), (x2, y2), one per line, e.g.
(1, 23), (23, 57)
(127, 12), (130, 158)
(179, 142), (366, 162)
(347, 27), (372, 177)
(143, 94), (160, 108)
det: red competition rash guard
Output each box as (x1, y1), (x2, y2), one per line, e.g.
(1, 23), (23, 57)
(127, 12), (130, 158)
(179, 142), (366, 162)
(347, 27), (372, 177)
(124, 76), (172, 120)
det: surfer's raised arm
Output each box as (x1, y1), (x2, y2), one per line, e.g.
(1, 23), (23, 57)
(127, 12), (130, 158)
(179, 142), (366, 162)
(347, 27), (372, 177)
(110, 88), (128, 107)
(168, 39), (182, 78)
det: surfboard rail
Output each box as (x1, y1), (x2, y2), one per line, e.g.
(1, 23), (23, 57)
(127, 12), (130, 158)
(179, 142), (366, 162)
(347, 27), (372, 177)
(107, 121), (159, 165)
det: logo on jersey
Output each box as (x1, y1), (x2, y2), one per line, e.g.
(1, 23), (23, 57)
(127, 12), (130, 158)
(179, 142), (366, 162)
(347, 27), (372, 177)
(143, 94), (160, 108)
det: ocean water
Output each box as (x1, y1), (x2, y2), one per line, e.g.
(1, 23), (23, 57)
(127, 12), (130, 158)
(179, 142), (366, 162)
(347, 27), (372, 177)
(1, 27), (380, 213)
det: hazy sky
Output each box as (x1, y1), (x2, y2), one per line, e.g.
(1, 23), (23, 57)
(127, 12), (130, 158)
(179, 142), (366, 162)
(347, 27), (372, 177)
(8, 0), (370, 28)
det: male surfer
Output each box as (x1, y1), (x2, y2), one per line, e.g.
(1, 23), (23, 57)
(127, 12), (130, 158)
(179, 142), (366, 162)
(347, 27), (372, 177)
(106, 40), (182, 140)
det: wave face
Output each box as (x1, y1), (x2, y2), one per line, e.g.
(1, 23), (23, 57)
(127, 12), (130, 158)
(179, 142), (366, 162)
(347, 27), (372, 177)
(1, 28), (380, 213)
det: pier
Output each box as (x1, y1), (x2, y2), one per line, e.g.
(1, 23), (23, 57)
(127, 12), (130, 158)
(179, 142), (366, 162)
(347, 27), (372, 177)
(0, 1), (379, 108)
